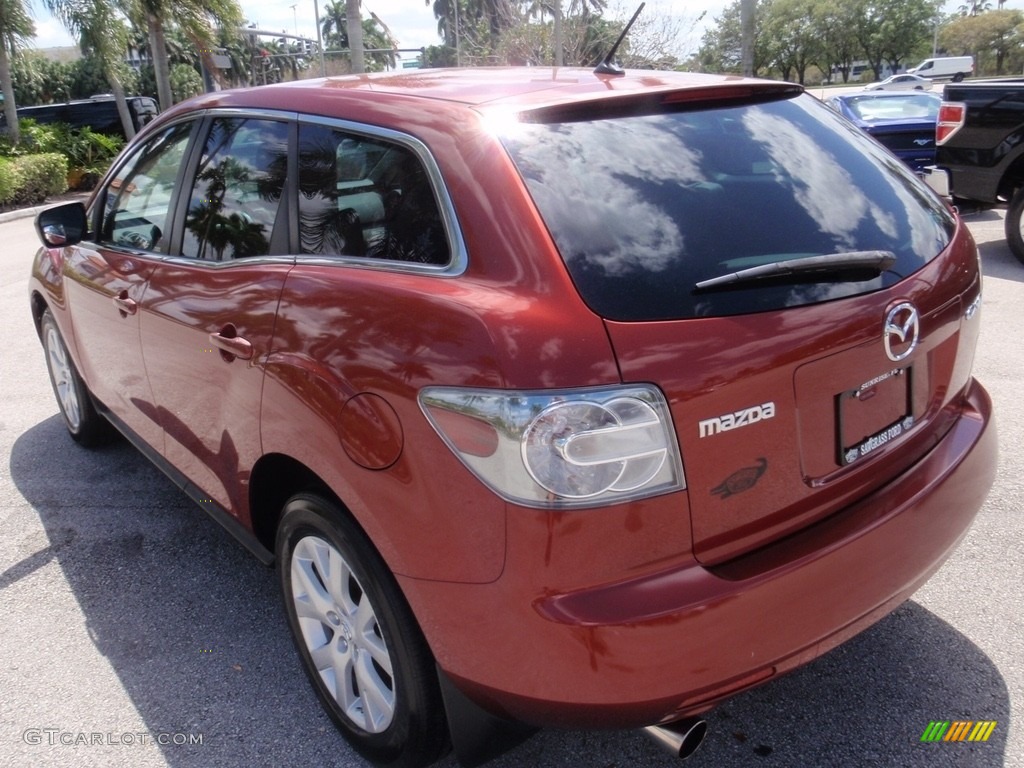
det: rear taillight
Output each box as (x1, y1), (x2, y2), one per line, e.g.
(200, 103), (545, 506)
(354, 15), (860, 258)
(937, 102), (966, 145)
(420, 385), (686, 509)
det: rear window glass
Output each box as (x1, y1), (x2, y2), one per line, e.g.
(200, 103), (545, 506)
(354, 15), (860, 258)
(842, 93), (939, 121)
(500, 93), (955, 321)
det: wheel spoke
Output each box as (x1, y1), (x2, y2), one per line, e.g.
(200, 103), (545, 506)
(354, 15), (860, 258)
(354, 650), (395, 731)
(327, 546), (356, 614)
(354, 598), (392, 675)
(291, 541), (336, 621)
(309, 639), (337, 673)
(46, 327), (81, 430)
(334, 653), (358, 715)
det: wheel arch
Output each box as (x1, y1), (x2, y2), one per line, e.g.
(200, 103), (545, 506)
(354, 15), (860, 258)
(997, 150), (1024, 202)
(30, 290), (50, 337)
(248, 452), (337, 557)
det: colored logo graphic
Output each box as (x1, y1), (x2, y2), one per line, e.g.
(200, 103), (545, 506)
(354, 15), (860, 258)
(920, 721), (997, 742)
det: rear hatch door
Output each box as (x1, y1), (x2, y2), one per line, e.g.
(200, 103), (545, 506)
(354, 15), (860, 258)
(500, 87), (980, 563)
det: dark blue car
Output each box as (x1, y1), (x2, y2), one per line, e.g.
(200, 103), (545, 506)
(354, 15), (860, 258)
(825, 91), (940, 174)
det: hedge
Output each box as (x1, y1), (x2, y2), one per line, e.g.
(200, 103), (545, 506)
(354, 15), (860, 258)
(0, 158), (16, 203)
(0, 153), (68, 207)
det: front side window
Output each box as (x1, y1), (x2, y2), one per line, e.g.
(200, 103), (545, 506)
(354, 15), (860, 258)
(182, 117), (289, 261)
(100, 121), (193, 252)
(297, 123), (449, 265)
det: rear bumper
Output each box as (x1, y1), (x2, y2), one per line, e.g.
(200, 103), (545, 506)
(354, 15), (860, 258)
(404, 379), (995, 729)
(923, 165), (951, 197)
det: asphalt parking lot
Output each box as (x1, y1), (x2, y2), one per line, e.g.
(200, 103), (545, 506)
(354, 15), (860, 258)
(1, 207), (1021, 768)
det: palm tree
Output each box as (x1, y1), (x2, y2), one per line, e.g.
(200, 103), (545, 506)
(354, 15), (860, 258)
(44, 0), (138, 139)
(216, 25), (253, 87)
(428, 0), (459, 49)
(0, 0), (34, 144)
(322, 2), (397, 72)
(346, 0), (364, 73)
(466, 0), (514, 53)
(125, 0), (243, 110)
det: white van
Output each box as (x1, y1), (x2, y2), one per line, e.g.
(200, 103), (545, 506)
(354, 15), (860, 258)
(908, 56), (974, 82)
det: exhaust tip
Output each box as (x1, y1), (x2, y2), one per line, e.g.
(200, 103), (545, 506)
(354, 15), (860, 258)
(643, 718), (708, 760)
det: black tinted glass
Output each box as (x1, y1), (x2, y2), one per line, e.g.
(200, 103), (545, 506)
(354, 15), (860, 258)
(501, 94), (955, 321)
(182, 118), (289, 261)
(297, 123), (449, 265)
(100, 121), (194, 252)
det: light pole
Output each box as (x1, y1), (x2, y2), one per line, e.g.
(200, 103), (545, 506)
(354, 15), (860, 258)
(290, 4), (298, 35)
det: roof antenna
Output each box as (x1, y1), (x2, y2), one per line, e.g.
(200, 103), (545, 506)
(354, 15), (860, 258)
(593, 2), (646, 77)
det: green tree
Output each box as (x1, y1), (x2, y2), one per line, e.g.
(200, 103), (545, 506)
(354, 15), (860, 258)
(126, 0), (243, 110)
(345, 0), (364, 72)
(0, 0), (34, 144)
(814, 0), (863, 82)
(322, 2), (398, 71)
(427, 0), (461, 50)
(875, 0), (939, 75)
(45, 0), (140, 138)
(12, 53), (76, 104)
(853, 0), (937, 81)
(169, 61), (202, 100)
(698, 0), (771, 75)
(763, 0), (822, 83)
(940, 8), (1023, 73)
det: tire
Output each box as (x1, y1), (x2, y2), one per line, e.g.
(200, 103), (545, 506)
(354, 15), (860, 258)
(277, 493), (449, 768)
(1007, 186), (1024, 266)
(40, 310), (116, 447)
(952, 72), (965, 82)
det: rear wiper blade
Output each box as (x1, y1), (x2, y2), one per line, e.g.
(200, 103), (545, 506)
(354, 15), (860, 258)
(694, 250), (896, 292)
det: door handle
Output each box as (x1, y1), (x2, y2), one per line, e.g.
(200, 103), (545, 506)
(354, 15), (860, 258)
(113, 291), (137, 316)
(209, 329), (253, 361)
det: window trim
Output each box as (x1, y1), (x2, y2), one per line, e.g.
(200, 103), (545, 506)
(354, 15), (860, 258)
(293, 114), (468, 277)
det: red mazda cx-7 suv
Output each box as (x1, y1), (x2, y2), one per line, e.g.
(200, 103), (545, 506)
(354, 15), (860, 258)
(29, 68), (996, 767)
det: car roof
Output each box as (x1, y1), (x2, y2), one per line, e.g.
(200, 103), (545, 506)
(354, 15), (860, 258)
(163, 67), (802, 119)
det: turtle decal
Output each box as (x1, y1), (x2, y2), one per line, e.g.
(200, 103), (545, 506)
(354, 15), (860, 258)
(711, 458), (768, 499)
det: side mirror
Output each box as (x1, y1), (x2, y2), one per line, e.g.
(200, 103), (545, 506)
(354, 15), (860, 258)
(35, 202), (88, 248)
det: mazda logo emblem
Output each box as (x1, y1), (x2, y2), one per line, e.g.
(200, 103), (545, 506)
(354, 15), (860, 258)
(884, 302), (920, 362)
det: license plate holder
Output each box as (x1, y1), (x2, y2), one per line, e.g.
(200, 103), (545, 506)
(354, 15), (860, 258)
(836, 366), (914, 466)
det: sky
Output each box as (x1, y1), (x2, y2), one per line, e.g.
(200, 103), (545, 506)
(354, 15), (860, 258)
(26, 0), (1024, 65)
(27, 0), (722, 60)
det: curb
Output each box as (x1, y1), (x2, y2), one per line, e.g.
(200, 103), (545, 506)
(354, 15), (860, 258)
(0, 202), (57, 225)
(0, 192), (92, 225)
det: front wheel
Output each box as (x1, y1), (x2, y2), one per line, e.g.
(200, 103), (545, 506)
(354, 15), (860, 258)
(40, 310), (115, 447)
(1006, 186), (1024, 266)
(277, 493), (449, 767)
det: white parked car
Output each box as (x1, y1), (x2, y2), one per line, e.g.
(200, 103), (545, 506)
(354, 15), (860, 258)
(865, 74), (933, 91)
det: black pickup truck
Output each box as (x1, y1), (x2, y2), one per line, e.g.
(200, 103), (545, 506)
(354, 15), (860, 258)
(934, 78), (1024, 264)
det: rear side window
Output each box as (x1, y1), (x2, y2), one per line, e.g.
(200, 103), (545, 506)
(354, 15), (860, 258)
(501, 94), (955, 321)
(297, 123), (449, 265)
